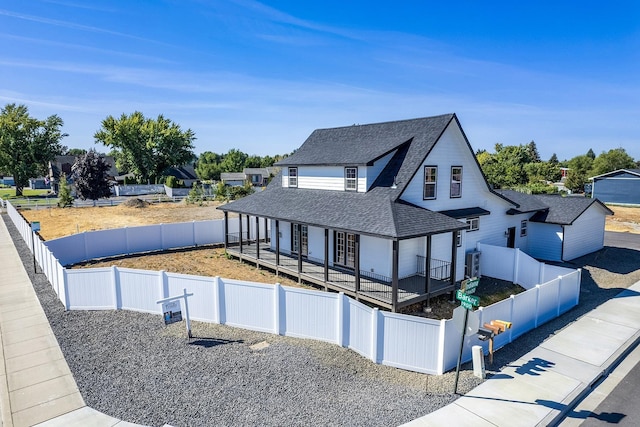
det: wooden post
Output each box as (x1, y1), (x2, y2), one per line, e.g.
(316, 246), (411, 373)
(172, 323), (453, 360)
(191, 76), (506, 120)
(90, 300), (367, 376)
(324, 228), (329, 289)
(238, 214), (243, 254)
(275, 220), (280, 268)
(450, 230), (458, 301)
(223, 211), (229, 249)
(392, 239), (399, 312)
(264, 217), (269, 243)
(245, 215), (251, 246)
(425, 235), (432, 306)
(296, 224), (302, 281)
(255, 216), (260, 263)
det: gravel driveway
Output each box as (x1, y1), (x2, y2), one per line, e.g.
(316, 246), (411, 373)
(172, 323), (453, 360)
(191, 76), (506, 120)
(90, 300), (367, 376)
(4, 214), (640, 427)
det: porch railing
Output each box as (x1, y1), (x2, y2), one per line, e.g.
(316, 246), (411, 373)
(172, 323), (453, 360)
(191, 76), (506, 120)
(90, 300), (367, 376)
(416, 255), (451, 281)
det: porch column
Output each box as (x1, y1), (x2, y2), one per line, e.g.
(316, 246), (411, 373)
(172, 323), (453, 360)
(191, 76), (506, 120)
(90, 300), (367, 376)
(223, 211), (229, 249)
(275, 220), (280, 267)
(255, 216), (260, 261)
(245, 215), (251, 245)
(324, 228), (329, 290)
(392, 239), (399, 312)
(450, 230), (458, 300)
(296, 223), (302, 278)
(238, 214), (243, 254)
(425, 235), (432, 306)
(355, 234), (361, 295)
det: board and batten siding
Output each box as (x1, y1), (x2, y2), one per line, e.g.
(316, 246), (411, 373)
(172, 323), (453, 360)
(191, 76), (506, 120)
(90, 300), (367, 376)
(282, 165), (367, 192)
(527, 222), (563, 262)
(562, 204), (606, 261)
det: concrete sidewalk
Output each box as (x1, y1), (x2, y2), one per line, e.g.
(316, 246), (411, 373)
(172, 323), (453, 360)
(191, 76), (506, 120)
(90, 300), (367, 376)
(405, 281), (640, 427)
(0, 217), (146, 427)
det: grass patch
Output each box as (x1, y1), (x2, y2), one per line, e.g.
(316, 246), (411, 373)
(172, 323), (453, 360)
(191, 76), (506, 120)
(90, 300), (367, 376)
(0, 188), (51, 199)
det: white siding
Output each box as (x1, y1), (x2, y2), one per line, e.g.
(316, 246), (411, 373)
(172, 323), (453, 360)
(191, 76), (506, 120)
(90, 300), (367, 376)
(307, 226), (325, 260)
(282, 165), (366, 192)
(527, 222), (563, 261)
(562, 205), (606, 261)
(360, 235), (391, 278)
(399, 238), (422, 278)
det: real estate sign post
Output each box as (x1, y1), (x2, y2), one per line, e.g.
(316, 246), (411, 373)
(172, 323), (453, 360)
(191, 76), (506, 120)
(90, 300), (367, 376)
(156, 288), (194, 339)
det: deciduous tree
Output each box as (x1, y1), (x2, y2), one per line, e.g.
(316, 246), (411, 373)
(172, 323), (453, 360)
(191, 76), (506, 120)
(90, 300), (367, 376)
(590, 148), (636, 177)
(0, 104), (66, 196)
(72, 149), (112, 204)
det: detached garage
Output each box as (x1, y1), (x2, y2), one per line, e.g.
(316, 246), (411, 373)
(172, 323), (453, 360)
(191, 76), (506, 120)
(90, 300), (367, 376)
(591, 169), (640, 205)
(527, 196), (613, 262)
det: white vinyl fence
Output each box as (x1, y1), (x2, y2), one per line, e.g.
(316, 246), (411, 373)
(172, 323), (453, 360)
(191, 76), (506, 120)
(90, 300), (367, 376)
(5, 201), (582, 375)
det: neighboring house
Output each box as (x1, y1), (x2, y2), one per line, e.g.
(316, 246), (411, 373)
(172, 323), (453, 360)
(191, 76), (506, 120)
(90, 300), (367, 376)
(217, 114), (609, 311)
(163, 164), (198, 188)
(221, 168), (278, 187)
(590, 169), (640, 205)
(48, 155), (118, 193)
(1, 176), (15, 186)
(496, 190), (613, 262)
(220, 172), (247, 187)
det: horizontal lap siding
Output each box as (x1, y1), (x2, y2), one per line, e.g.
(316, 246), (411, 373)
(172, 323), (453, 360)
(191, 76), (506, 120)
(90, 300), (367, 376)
(527, 222), (562, 262)
(593, 175), (640, 204)
(562, 205), (606, 261)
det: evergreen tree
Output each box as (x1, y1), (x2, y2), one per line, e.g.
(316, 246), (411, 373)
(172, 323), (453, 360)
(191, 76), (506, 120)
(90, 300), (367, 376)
(72, 149), (112, 205)
(549, 153), (559, 164)
(57, 173), (73, 207)
(586, 148), (596, 160)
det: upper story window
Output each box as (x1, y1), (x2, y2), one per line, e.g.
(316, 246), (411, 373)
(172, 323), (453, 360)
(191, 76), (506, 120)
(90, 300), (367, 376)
(521, 220), (528, 237)
(345, 167), (357, 191)
(466, 217), (479, 231)
(456, 230), (462, 247)
(423, 166), (437, 200)
(288, 167), (298, 188)
(451, 166), (462, 198)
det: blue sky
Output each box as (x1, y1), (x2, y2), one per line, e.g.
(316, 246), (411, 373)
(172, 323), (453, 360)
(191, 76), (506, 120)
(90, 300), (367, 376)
(1, 0), (638, 161)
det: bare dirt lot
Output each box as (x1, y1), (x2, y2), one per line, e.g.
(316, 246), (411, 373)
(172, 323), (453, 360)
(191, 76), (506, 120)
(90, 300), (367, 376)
(18, 200), (640, 318)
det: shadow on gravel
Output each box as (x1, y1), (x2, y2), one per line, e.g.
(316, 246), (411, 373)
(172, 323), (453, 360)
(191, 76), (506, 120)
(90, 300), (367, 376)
(189, 338), (243, 348)
(570, 246), (640, 275)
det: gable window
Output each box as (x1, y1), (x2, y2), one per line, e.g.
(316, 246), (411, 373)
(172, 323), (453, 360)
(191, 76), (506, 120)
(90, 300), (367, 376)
(456, 230), (462, 247)
(288, 167), (298, 188)
(423, 166), (437, 200)
(521, 220), (528, 237)
(335, 231), (356, 268)
(466, 217), (479, 232)
(451, 166), (462, 198)
(345, 167), (357, 191)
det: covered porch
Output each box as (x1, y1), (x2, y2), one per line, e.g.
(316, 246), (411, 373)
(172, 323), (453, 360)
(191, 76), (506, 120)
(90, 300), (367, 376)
(223, 212), (461, 312)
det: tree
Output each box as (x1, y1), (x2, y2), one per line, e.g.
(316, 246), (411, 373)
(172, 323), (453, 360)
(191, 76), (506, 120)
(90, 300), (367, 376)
(586, 148), (596, 160)
(65, 148), (87, 156)
(549, 153), (559, 164)
(0, 103), (66, 196)
(526, 141), (541, 163)
(94, 112), (195, 183)
(57, 173), (73, 207)
(590, 148), (636, 177)
(195, 151), (223, 180)
(72, 149), (112, 204)
(220, 149), (248, 173)
(564, 155), (593, 192)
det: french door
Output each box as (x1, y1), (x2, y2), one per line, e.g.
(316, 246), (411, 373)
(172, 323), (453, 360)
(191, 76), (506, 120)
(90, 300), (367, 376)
(292, 224), (308, 257)
(335, 231), (356, 268)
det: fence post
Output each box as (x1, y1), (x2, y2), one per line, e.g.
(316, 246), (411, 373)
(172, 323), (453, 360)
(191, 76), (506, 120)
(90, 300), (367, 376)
(337, 293), (345, 347)
(556, 275), (563, 316)
(513, 249), (520, 284)
(192, 221), (196, 247)
(111, 266), (121, 309)
(83, 231), (89, 263)
(538, 262), (545, 285)
(576, 269), (582, 306)
(62, 269), (70, 310)
(274, 283), (282, 335)
(437, 318), (447, 375)
(212, 276), (220, 324)
(371, 308), (379, 363)
(160, 270), (169, 301)
(508, 295), (515, 343)
(534, 285), (541, 328)
(161, 223), (166, 250)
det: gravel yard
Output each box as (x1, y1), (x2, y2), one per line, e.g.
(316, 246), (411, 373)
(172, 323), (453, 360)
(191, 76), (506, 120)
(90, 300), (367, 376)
(4, 214), (483, 427)
(4, 212), (640, 427)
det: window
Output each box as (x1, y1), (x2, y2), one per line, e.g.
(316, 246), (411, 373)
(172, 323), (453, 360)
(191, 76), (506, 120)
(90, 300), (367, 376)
(423, 166), (437, 199)
(456, 230), (462, 247)
(335, 231), (356, 268)
(521, 220), (527, 237)
(345, 167), (357, 191)
(451, 166), (462, 198)
(292, 224), (308, 256)
(466, 217), (479, 232)
(288, 167), (298, 187)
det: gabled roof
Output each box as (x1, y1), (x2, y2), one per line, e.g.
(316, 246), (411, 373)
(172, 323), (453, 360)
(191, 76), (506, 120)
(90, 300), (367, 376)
(164, 164), (197, 180)
(590, 169), (640, 180)
(221, 172), (246, 181)
(496, 190), (614, 225)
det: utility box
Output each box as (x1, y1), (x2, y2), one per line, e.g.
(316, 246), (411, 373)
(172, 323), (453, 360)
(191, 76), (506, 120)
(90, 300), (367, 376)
(465, 250), (481, 278)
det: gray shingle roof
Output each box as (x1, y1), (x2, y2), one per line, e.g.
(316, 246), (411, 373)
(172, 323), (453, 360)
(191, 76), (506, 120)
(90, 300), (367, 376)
(496, 190), (613, 225)
(219, 177), (466, 239)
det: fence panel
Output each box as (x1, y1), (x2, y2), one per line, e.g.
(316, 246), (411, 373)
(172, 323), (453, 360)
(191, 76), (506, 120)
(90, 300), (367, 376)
(536, 279), (560, 326)
(45, 234), (87, 266)
(66, 268), (115, 309)
(558, 270), (581, 314)
(345, 298), (373, 358)
(118, 268), (162, 313)
(282, 287), (339, 343)
(85, 228), (127, 261)
(220, 278), (275, 333)
(510, 290), (538, 339)
(516, 251), (542, 289)
(543, 264), (575, 283)
(194, 220), (221, 246)
(476, 299), (513, 351)
(477, 243), (515, 282)
(379, 312), (441, 374)
(166, 273), (217, 322)
(162, 222), (195, 249)
(126, 225), (162, 254)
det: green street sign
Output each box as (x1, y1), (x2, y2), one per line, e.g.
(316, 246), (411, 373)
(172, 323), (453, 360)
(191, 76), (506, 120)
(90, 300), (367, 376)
(456, 290), (480, 307)
(461, 277), (479, 295)
(460, 300), (473, 310)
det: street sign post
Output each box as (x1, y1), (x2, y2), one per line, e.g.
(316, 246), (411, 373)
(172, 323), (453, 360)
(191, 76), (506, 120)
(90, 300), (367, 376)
(461, 277), (479, 295)
(456, 290), (480, 308)
(454, 288), (481, 394)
